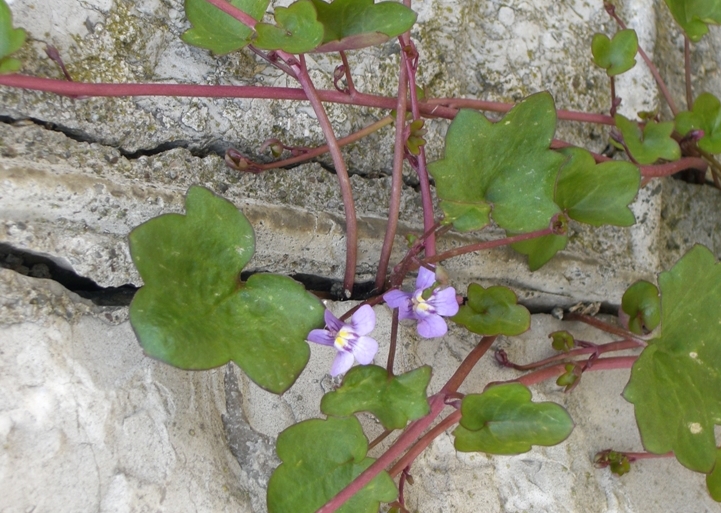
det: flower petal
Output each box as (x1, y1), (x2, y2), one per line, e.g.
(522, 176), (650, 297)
(429, 287), (460, 316)
(417, 314), (448, 338)
(324, 308), (344, 333)
(330, 350), (354, 377)
(383, 290), (415, 320)
(415, 266), (436, 290)
(350, 304), (375, 336)
(307, 328), (335, 346)
(352, 336), (379, 365)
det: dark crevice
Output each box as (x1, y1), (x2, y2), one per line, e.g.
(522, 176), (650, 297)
(1, 243), (377, 306)
(0, 243), (138, 306)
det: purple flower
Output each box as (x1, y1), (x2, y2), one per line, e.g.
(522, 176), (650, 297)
(383, 266), (459, 338)
(307, 305), (379, 377)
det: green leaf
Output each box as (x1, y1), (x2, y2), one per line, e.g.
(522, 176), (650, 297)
(614, 115), (681, 165)
(550, 330), (575, 352)
(452, 283), (530, 336)
(129, 186), (324, 394)
(321, 365), (431, 430)
(555, 147), (640, 226)
(510, 233), (568, 271)
(707, 448), (721, 502)
(182, 0), (268, 55)
(267, 417), (397, 513)
(0, 0), (26, 74)
(429, 92), (564, 234)
(255, 0), (324, 54)
(591, 29), (638, 76)
(309, 0), (416, 53)
(621, 280), (661, 334)
(556, 363), (581, 390)
(664, 0), (721, 42)
(675, 92), (721, 154)
(453, 383), (574, 454)
(623, 245), (721, 473)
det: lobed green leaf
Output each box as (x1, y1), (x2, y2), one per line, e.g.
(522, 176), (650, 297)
(621, 280), (661, 335)
(255, 0), (324, 54)
(623, 245), (721, 473)
(0, 0), (26, 74)
(310, 0), (416, 53)
(453, 383), (574, 454)
(429, 92), (563, 235)
(321, 365), (431, 430)
(707, 448), (721, 502)
(614, 115), (681, 165)
(675, 92), (721, 154)
(129, 186), (324, 394)
(182, 0), (268, 55)
(591, 29), (638, 76)
(555, 147), (639, 226)
(452, 283), (530, 336)
(664, 0), (721, 42)
(267, 416), (397, 513)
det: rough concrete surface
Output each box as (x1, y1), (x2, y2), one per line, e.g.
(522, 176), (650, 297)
(2, 0), (721, 511)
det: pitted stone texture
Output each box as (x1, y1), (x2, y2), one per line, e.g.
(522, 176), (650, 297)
(2, 0), (668, 171)
(0, 270), (250, 513)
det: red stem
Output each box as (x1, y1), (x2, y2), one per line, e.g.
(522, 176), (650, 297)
(294, 57), (358, 297)
(317, 337), (496, 512)
(684, 36), (693, 109)
(508, 356), (637, 388)
(375, 54), (409, 291)
(563, 312), (642, 341)
(503, 338), (643, 371)
(640, 157), (707, 177)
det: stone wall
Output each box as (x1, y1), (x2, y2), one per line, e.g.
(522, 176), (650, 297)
(2, 0), (721, 511)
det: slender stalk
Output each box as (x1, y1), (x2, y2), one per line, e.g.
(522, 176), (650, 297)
(605, 4), (678, 115)
(294, 56), (358, 297)
(422, 226), (556, 265)
(499, 338), (643, 371)
(375, 56), (409, 291)
(368, 429), (393, 451)
(387, 309), (400, 376)
(389, 410), (462, 477)
(508, 356), (637, 388)
(619, 451), (675, 462)
(563, 312), (642, 341)
(423, 98), (616, 125)
(400, 35), (436, 256)
(249, 116), (393, 172)
(0, 74), (459, 119)
(440, 336), (497, 395)
(640, 157), (707, 178)
(338, 51), (356, 95)
(684, 36), (693, 109)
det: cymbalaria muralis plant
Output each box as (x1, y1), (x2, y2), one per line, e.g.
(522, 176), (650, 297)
(3, 0), (721, 510)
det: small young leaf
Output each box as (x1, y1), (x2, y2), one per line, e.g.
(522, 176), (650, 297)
(452, 283), (530, 336)
(621, 280), (661, 334)
(182, 0), (268, 55)
(675, 92), (721, 154)
(591, 29), (638, 76)
(550, 330), (575, 352)
(555, 147), (640, 226)
(267, 417), (397, 513)
(707, 448), (721, 502)
(255, 0), (324, 54)
(0, 0), (26, 74)
(614, 115), (681, 164)
(556, 363), (580, 391)
(429, 92), (563, 234)
(321, 365), (431, 430)
(623, 245), (721, 473)
(310, 0), (417, 53)
(664, 0), (721, 42)
(129, 186), (324, 394)
(453, 383), (574, 454)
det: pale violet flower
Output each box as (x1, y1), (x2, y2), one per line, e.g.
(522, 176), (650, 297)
(383, 266), (459, 338)
(307, 305), (379, 377)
